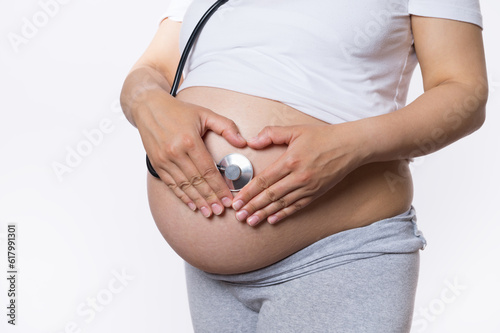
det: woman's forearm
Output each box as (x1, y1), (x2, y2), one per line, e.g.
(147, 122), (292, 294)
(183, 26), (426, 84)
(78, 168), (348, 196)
(120, 65), (173, 128)
(358, 78), (488, 165)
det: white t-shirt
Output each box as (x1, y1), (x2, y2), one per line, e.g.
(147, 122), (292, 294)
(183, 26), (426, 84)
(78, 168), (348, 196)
(161, 0), (483, 124)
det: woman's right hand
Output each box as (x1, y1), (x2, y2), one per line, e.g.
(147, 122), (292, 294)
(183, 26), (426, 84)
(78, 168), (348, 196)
(134, 90), (247, 217)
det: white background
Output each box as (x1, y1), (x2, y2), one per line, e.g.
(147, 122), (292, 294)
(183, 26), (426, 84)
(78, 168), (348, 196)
(0, 1), (499, 332)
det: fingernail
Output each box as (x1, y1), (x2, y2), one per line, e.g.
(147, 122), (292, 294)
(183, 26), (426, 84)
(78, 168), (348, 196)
(268, 215), (279, 224)
(237, 133), (246, 141)
(221, 197), (232, 208)
(188, 203), (196, 211)
(236, 210), (248, 222)
(247, 215), (260, 226)
(248, 136), (258, 142)
(232, 200), (244, 211)
(200, 206), (211, 218)
(212, 203), (223, 216)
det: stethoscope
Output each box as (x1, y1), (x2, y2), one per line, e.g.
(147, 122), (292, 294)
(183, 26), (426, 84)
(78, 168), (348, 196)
(146, 0), (254, 191)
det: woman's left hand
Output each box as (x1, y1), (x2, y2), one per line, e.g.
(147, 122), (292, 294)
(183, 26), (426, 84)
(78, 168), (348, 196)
(231, 122), (369, 226)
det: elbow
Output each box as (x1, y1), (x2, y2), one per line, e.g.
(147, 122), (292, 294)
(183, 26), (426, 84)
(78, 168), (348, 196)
(469, 79), (488, 134)
(119, 76), (136, 127)
(119, 77), (132, 115)
(472, 103), (486, 133)
(461, 97), (487, 137)
(452, 77), (488, 136)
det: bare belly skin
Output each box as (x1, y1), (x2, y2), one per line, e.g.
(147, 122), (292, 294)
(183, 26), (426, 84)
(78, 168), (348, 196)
(148, 87), (413, 274)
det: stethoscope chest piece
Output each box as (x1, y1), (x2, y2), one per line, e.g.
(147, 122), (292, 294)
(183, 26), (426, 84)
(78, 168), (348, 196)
(218, 153), (253, 192)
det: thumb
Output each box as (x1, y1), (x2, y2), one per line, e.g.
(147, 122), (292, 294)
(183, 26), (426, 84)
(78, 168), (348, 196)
(204, 111), (247, 148)
(247, 126), (295, 149)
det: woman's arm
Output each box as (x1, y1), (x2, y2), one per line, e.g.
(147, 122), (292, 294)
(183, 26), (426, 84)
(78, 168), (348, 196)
(232, 16), (488, 226)
(361, 16), (487, 165)
(121, 19), (246, 217)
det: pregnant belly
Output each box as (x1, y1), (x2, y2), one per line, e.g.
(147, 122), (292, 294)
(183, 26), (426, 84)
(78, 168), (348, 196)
(148, 87), (413, 274)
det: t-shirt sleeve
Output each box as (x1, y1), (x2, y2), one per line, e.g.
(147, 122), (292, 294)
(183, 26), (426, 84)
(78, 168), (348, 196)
(408, 0), (483, 29)
(159, 0), (193, 24)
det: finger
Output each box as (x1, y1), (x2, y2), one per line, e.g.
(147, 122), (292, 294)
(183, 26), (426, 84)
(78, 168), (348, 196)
(186, 140), (235, 208)
(234, 176), (301, 224)
(156, 160), (215, 217)
(204, 112), (247, 148)
(155, 169), (197, 211)
(148, 151), (209, 211)
(240, 188), (309, 226)
(161, 132), (233, 214)
(267, 197), (313, 225)
(247, 126), (295, 149)
(232, 157), (291, 211)
(169, 154), (228, 217)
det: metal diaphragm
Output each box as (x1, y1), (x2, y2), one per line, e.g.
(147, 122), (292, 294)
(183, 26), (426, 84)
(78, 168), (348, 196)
(218, 153), (253, 192)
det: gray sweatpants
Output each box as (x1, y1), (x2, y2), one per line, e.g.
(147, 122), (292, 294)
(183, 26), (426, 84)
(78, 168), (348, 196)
(185, 206), (427, 333)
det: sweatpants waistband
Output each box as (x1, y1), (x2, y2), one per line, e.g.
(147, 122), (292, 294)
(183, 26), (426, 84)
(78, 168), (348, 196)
(203, 206), (426, 287)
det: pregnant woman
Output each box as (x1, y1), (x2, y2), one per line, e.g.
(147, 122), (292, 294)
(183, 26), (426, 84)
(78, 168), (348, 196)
(120, 0), (487, 332)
